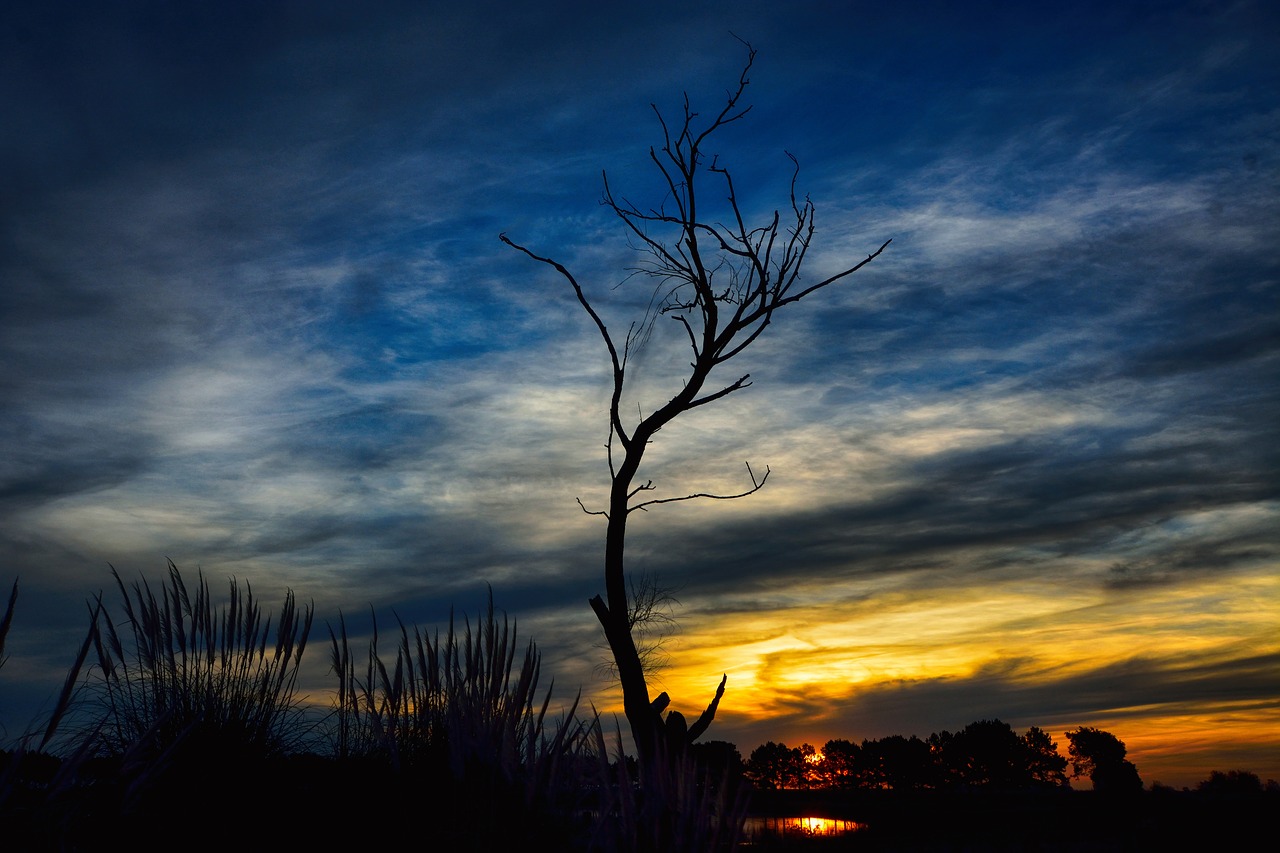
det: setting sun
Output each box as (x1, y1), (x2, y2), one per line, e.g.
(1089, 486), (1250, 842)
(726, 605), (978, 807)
(3, 2), (1276, 850)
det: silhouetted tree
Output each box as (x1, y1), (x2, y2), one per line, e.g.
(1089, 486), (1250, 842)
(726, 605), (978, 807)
(927, 729), (958, 787)
(745, 741), (809, 790)
(501, 41), (890, 767)
(1065, 726), (1143, 793)
(797, 742), (820, 789)
(930, 720), (1068, 790)
(818, 738), (862, 789)
(688, 739), (745, 787)
(863, 735), (933, 791)
(1196, 769), (1263, 796)
(1022, 725), (1069, 788)
(937, 720), (1029, 789)
(749, 723), (1074, 793)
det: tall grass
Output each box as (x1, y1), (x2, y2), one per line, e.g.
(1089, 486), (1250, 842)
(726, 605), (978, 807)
(4, 570), (749, 851)
(328, 590), (598, 843)
(90, 560), (313, 760)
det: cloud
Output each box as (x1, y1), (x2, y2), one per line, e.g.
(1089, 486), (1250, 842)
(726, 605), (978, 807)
(1, 3), (1276, 788)
(744, 644), (1280, 743)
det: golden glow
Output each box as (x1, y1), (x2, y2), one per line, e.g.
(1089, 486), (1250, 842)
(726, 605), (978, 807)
(743, 816), (867, 838)
(1056, 701), (1280, 788)
(634, 562), (1280, 788)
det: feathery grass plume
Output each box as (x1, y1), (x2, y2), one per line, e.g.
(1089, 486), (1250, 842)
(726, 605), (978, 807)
(327, 588), (599, 844)
(89, 560), (314, 762)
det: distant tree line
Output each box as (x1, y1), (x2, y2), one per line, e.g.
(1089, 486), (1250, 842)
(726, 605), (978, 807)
(738, 720), (1145, 793)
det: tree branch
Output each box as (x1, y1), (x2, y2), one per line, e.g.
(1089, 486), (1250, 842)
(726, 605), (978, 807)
(687, 374), (752, 409)
(685, 673), (727, 744)
(630, 462), (769, 513)
(500, 233), (634, 450)
(576, 497), (607, 518)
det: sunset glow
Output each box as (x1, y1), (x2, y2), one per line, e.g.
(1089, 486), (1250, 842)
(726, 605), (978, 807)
(743, 816), (868, 840)
(600, 561), (1280, 786)
(3, 0), (1277, 795)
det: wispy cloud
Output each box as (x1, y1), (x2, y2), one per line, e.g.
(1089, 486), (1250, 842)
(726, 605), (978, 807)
(1, 0), (1276, 785)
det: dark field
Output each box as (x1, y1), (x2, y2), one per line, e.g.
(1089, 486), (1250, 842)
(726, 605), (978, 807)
(4, 749), (1273, 852)
(742, 788), (1274, 851)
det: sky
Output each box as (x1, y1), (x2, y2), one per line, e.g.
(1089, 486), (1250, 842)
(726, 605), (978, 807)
(2, 0), (1277, 789)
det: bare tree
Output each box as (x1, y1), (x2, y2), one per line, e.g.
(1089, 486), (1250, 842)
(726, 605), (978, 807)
(501, 43), (890, 766)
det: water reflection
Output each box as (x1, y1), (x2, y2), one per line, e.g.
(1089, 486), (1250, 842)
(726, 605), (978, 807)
(743, 815), (867, 840)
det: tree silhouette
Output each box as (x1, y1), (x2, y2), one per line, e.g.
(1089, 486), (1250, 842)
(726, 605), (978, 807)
(819, 738), (862, 789)
(501, 42), (890, 766)
(1022, 725), (1069, 787)
(863, 734), (933, 791)
(1065, 726), (1143, 793)
(747, 720), (1073, 793)
(933, 720), (1027, 789)
(745, 741), (812, 790)
(1197, 769), (1263, 795)
(929, 720), (1068, 790)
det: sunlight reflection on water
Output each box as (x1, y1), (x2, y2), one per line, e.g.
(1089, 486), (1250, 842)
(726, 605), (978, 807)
(743, 815), (867, 839)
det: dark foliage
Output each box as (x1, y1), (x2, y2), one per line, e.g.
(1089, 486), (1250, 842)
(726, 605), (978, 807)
(747, 720), (1073, 793)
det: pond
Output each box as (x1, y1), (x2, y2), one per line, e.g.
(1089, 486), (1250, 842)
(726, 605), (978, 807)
(742, 815), (868, 841)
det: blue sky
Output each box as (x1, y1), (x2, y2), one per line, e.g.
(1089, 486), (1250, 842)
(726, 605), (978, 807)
(2, 1), (1278, 787)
